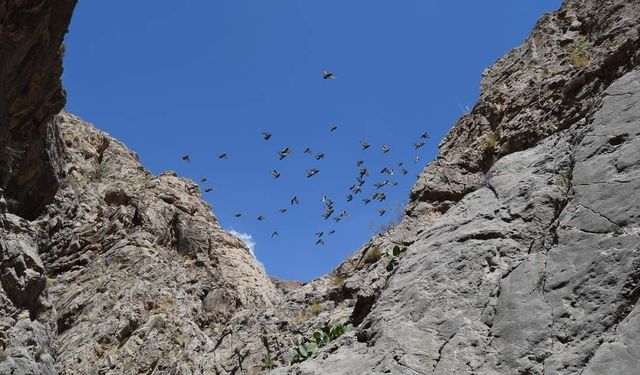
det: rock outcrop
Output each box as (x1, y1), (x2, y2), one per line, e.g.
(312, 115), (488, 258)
(1, 0), (639, 374)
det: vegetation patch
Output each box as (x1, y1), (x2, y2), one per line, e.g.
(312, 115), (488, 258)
(386, 245), (408, 272)
(567, 39), (590, 68)
(364, 246), (382, 264)
(291, 323), (356, 364)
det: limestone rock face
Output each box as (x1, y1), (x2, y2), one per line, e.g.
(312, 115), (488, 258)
(1, 0), (640, 374)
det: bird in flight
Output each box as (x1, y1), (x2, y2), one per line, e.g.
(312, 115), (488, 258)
(328, 229), (336, 235)
(414, 141), (425, 149)
(356, 176), (366, 186)
(329, 124), (338, 132)
(315, 231), (324, 238)
(257, 215), (265, 221)
(272, 170), (281, 179)
(278, 147), (291, 160)
(304, 147), (312, 154)
(420, 132), (430, 139)
(315, 153), (325, 160)
(373, 192), (387, 202)
(322, 70), (336, 79)
(359, 167), (369, 178)
(279, 208), (287, 214)
(204, 187), (213, 193)
(397, 162), (404, 167)
(262, 132), (272, 140)
(352, 186), (362, 194)
(271, 231), (279, 238)
(291, 196), (299, 205)
(346, 194), (353, 202)
(218, 153), (228, 159)
(415, 156), (420, 164)
(400, 168), (408, 175)
(323, 208), (335, 220)
(360, 141), (370, 150)
(306, 168), (320, 178)
(382, 145), (391, 153)
(380, 167), (394, 175)
(378, 209), (386, 216)
(316, 238), (325, 245)
(234, 213), (243, 217)
(363, 198), (372, 205)
(200, 177), (207, 182)
(356, 160), (364, 166)
(182, 155), (191, 163)
(374, 181), (389, 189)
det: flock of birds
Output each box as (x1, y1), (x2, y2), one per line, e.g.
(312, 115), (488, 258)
(181, 70), (429, 245)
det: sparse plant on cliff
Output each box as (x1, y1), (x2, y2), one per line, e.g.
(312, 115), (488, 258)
(309, 302), (323, 316)
(260, 354), (277, 370)
(291, 323), (356, 364)
(91, 163), (110, 182)
(567, 39), (590, 68)
(555, 169), (571, 195)
(386, 245), (408, 272)
(364, 246), (382, 264)
(481, 132), (498, 155)
(330, 274), (346, 286)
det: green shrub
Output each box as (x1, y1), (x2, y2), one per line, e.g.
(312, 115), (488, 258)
(291, 323), (356, 364)
(260, 354), (277, 370)
(309, 303), (323, 316)
(386, 245), (407, 272)
(567, 39), (590, 68)
(364, 246), (382, 264)
(481, 132), (498, 155)
(91, 163), (110, 182)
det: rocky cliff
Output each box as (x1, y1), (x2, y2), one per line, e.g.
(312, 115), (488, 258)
(1, 0), (640, 374)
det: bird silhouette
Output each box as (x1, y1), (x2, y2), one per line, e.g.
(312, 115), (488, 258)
(323, 208), (335, 220)
(352, 186), (362, 194)
(356, 176), (366, 186)
(378, 209), (386, 216)
(400, 168), (408, 175)
(420, 132), (431, 139)
(218, 153), (228, 159)
(200, 177), (207, 182)
(279, 208), (287, 214)
(262, 132), (272, 140)
(182, 155), (191, 163)
(397, 161), (404, 167)
(374, 181), (389, 189)
(346, 194), (353, 202)
(272, 170), (281, 179)
(363, 198), (372, 205)
(204, 187), (213, 193)
(315, 231), (324, 237)
(329, 124), (337, 132)
(360, 141), (370, 150)
(271, 231), (279, 238)
(278, 147), (291, 160)
(414, 141), (425, 149)
(316, 238), (325, 245)
(257, 215), (265, 221)
(304, 147), (312, 154)
(359, 167), (369, 178)
(306, 168), (320, 178)
(291, 196), (299, 205)
(356, 160), (364, 166)
(415, 156), (420, 164)
(382, 145), (391, 153)
(389, 181), (398, 186)
(328, 229), (336, 235)
(234, 213), (243, 217)
(315, 153), (325, 160)
(380, 167), (394, 175)
(322, 70), (336, 79)
(333, 216), (342, 223)
(373, 192), (387, 202)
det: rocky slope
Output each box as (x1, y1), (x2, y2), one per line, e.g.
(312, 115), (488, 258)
(1, 0), (640, 374)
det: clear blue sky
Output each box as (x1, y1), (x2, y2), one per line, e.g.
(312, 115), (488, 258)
(63, 0), (562, 282)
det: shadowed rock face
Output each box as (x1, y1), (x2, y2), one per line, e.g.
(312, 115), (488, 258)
(0, 0), (77, 219)
(1, 0), (640, 374)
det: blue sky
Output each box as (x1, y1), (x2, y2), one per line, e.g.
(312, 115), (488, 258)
(63, 0), (562, 282)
